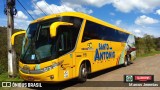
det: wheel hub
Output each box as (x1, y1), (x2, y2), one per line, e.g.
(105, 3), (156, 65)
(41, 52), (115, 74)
(82, 68), (87, 77)
(125, 60), (127, 65)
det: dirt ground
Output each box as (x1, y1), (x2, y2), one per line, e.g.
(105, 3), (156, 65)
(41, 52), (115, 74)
(64, 54), (160, 90)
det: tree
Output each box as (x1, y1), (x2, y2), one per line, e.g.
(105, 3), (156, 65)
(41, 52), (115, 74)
(155, 37), (160, 50)
(143, 34), (156, 52)
(135, 37), (148, 56)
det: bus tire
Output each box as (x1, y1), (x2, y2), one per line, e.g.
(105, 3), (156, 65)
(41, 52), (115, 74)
(123, 55), (129, 67)
(128, 55), (133, 64)
(78, 63), (88, 82)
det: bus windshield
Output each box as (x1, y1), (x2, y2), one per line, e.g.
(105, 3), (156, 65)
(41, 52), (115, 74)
(20, 17), (82, 64)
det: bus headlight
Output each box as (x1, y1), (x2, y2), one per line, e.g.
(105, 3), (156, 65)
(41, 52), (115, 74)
(42, 63), (58, 72)
(43, 67), (48, 72)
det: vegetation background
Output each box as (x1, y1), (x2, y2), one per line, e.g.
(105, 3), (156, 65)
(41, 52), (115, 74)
(0, 26), (160, 74)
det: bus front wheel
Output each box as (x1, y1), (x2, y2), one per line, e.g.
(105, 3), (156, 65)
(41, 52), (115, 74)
(78, 63), (88, 82)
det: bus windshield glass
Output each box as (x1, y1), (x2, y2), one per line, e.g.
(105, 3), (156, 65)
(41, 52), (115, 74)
(20, 17), (82, 64)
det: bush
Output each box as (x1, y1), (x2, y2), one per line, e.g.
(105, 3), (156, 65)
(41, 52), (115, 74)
(0, 64), (5, 74)
(135, 34), (160, 56)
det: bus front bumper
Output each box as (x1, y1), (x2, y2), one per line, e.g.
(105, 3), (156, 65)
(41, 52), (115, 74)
(19, 69), (58, 82)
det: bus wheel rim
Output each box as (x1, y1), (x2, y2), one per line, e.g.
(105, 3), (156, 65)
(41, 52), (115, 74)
(128, 57), (130, 61)
(128, 57), (130, 64)
(125, 60), (127, 65)
(82, 68), (87, 77)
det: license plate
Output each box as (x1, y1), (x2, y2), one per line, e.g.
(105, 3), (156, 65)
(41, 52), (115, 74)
(28, 76), (34, 81)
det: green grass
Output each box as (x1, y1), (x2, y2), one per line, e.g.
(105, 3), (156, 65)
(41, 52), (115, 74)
(0, 73), (23, 89)
(137, 50), (160, 58)
(0, 72), (23, 81)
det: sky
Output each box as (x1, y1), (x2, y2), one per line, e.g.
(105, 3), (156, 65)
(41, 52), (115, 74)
(0, 0), (160, 37)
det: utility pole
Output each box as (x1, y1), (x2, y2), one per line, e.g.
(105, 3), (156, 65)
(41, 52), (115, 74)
(4, 0), (17, 78)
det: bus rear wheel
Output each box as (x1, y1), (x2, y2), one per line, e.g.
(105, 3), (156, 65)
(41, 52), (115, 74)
(123, 55), (130, 67)
(78, 63), (88, 82)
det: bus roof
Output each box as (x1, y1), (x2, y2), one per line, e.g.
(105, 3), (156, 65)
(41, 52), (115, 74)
(31, 12), (132, 34)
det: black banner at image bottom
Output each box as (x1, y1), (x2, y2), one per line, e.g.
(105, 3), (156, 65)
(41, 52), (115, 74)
(0, 81), (159, 87)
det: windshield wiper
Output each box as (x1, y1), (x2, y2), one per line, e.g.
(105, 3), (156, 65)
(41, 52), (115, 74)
(22, 37), (41, 63)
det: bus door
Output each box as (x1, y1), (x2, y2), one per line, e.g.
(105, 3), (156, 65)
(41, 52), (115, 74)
(57, 26), (74, 81)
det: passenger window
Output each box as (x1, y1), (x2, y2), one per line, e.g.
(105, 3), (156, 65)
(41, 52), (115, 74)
(82, 20), (129, 42)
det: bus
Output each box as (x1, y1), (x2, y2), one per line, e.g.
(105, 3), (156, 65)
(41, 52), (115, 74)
(11, 12), (136, 82)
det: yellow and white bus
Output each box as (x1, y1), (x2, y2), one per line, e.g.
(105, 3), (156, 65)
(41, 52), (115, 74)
(11, 12), (136, 82)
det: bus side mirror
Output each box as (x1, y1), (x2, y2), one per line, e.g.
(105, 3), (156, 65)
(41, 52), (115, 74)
(50, 22), (73, 38)
(11, 31), (26, 45)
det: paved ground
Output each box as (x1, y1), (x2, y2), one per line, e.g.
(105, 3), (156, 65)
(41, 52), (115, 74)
(2, 54), (160, 90)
